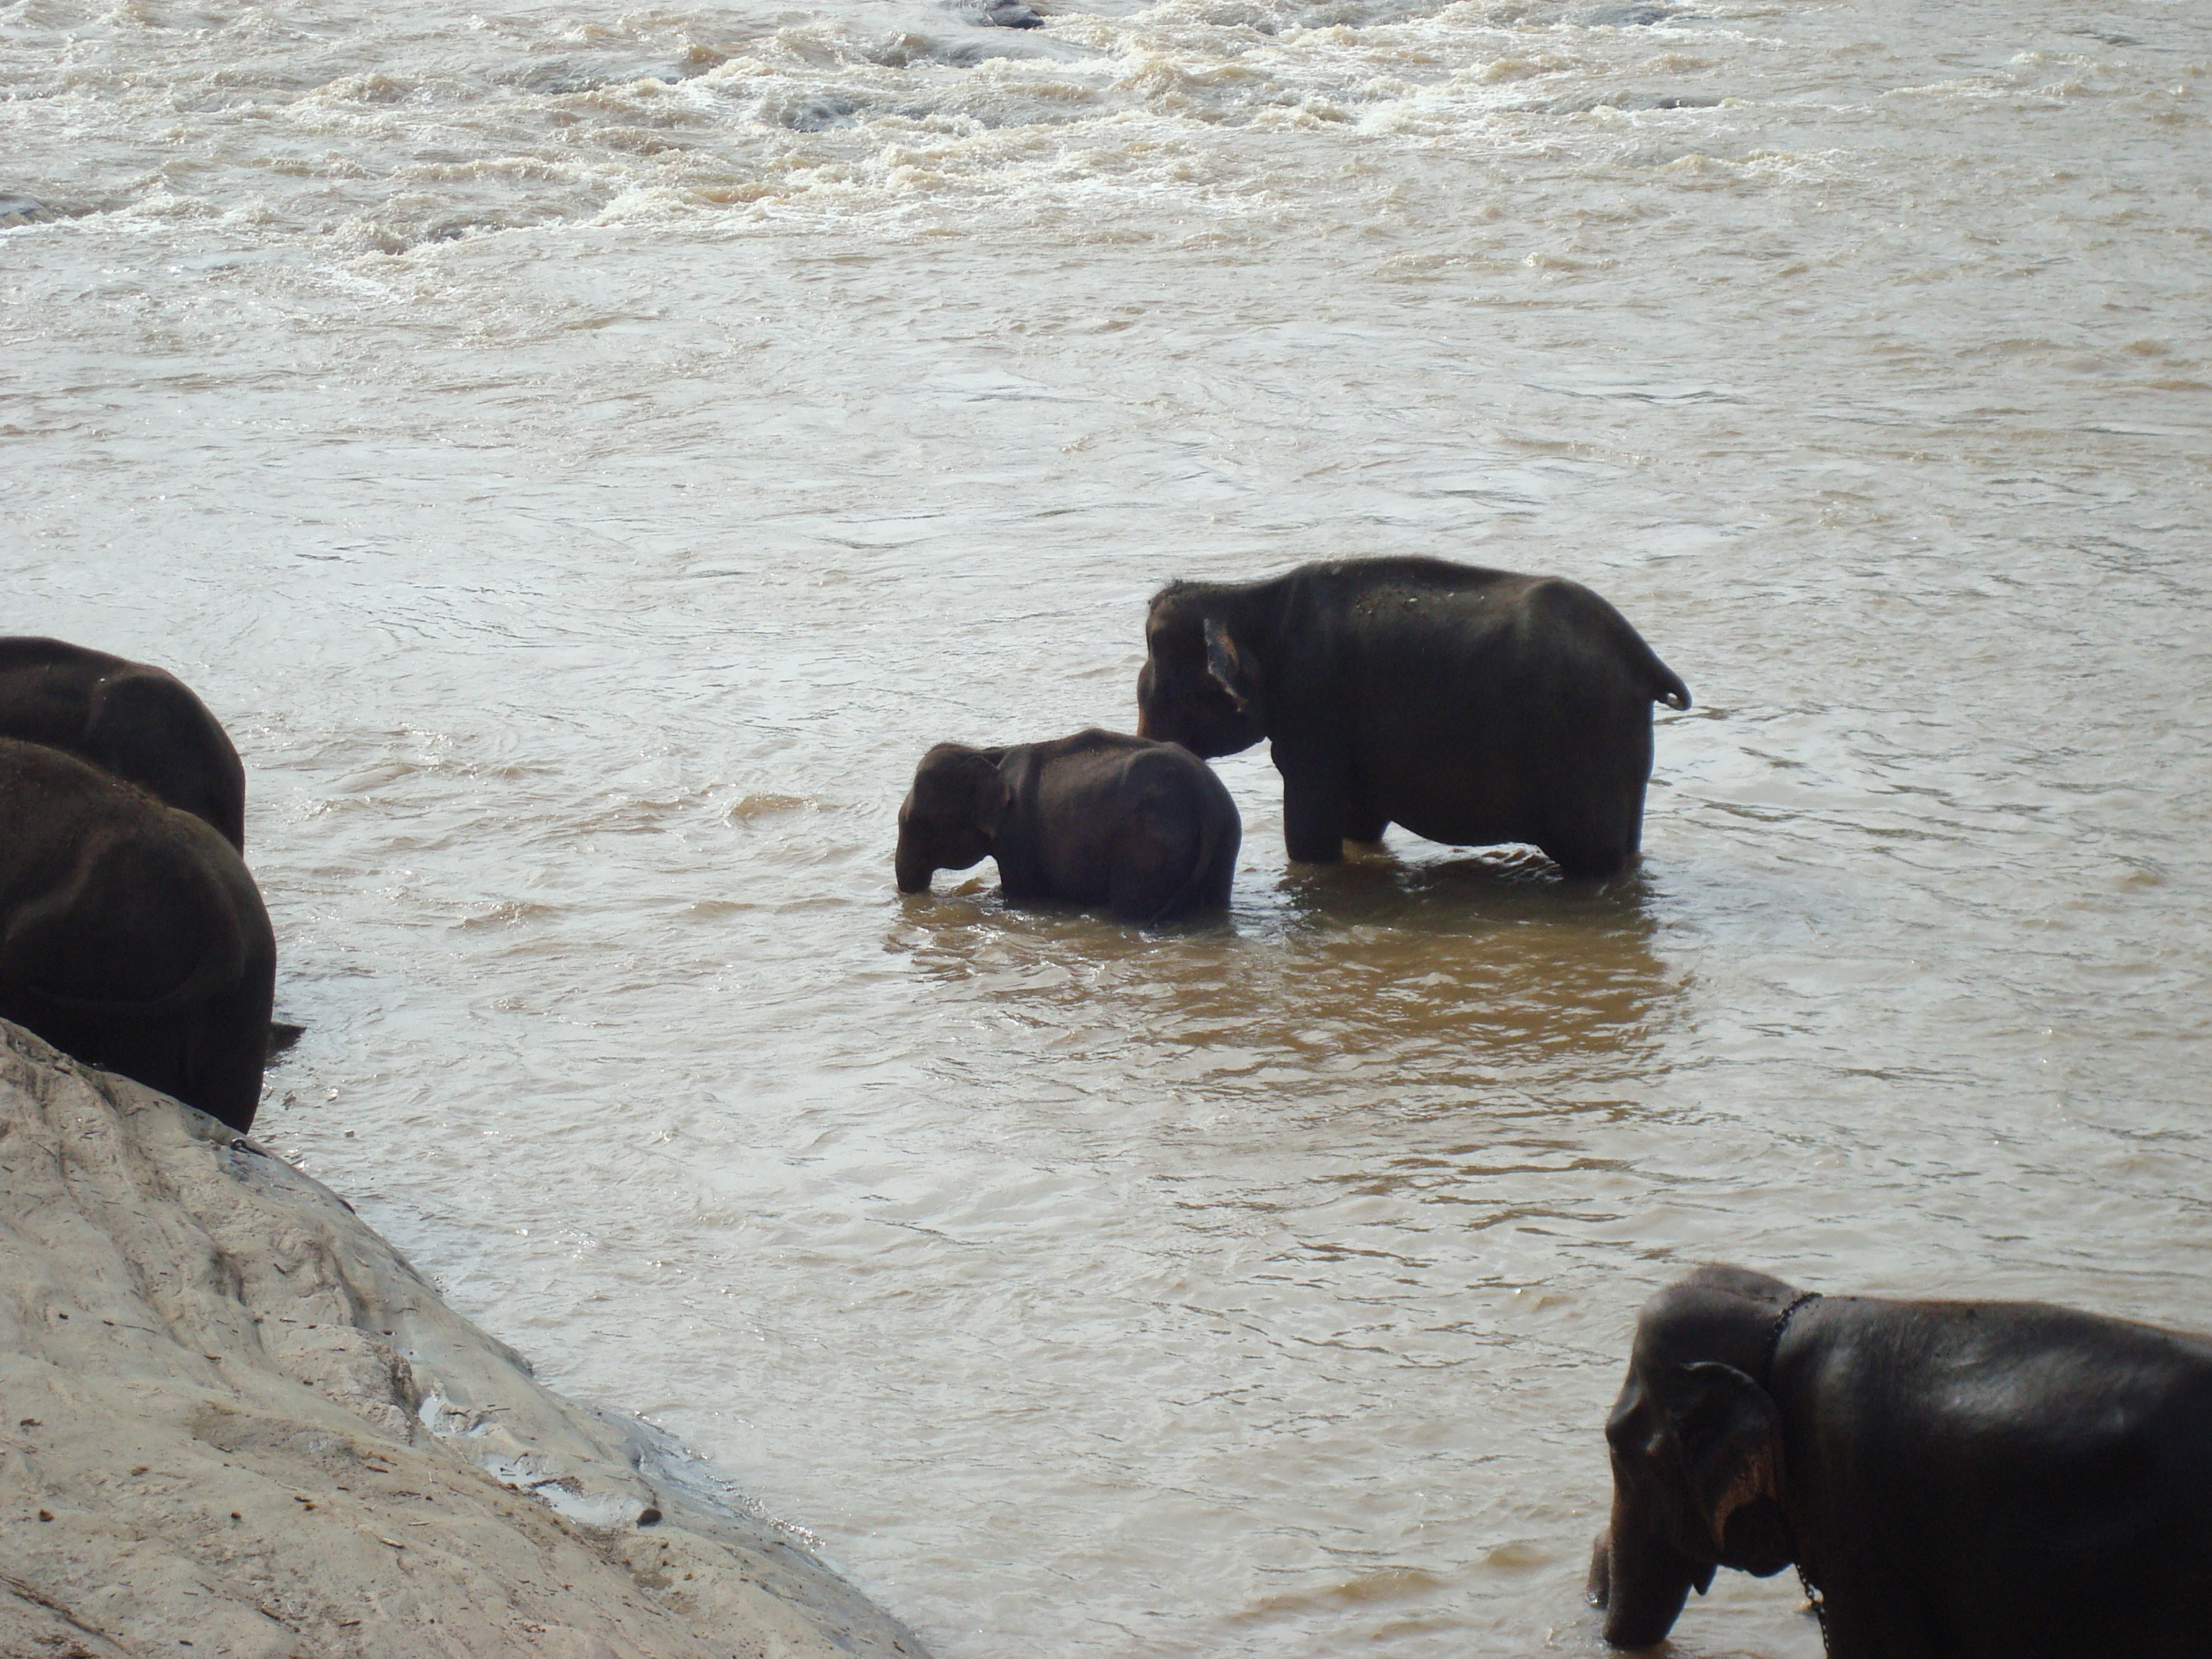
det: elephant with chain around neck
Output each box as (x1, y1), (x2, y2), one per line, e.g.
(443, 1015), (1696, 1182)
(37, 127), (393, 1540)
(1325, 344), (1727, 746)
(1133, 557), (1688, 876)
(1590, 1264), (2212, 1655)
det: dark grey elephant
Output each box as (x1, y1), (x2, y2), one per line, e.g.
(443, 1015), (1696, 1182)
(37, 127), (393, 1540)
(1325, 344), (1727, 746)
(1134, 557), (1689, 876)
(1590, 1264), (2212, 1655)
(0, 637), (248, 850)
(895, 728), (1239, 925)
(0, 739), (275, 1132)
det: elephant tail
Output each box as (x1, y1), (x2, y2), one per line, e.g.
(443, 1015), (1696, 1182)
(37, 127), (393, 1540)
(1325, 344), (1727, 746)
(1624, 632), (1691, 711)
(1536, 580), (1691, 710)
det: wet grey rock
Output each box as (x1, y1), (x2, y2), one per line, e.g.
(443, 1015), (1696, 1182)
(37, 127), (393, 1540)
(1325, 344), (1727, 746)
(950, 0), (1045, 27)
(1578, 3), (1675, 23)
(774, 94), (863, 132)
(0, 194), (53, 227)
(0, 1018), (933, 1659)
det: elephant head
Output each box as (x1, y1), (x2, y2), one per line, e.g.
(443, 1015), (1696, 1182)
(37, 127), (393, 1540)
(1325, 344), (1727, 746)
(1135, 588), (1267, 759)
(1589, 1267), (1802, 1648)
(895, 743), (1009, 895)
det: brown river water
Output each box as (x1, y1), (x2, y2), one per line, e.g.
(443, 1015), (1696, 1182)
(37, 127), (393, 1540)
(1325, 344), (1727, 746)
(6, 0), (2208, 1652)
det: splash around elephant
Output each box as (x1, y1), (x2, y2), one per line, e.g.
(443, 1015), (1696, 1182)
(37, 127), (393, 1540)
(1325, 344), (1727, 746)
(895, 728), (1239, 925)
(0, 738), (274, 1132)
(1134, 557), (1689, 877)
(1589, 1264), (2212, 1656)
(0, 636), (248, 850)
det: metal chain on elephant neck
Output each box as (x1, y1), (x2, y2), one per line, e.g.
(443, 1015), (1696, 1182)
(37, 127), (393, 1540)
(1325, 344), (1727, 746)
(1797, 1562), (1831, 1650)
(1761, 1290), (1822, 1376)
(1765, 1292), (1830, 1653)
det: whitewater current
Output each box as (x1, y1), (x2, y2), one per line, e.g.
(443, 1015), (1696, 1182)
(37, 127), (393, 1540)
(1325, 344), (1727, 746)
(6, 0), (2208, 1653)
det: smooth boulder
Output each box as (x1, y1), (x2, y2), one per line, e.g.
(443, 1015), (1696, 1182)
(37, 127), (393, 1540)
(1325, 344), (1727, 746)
(0, 1018), (932, 1659)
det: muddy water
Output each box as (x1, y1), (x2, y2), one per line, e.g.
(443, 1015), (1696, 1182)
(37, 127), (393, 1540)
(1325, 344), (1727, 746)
(6, 0), (2209, 1652)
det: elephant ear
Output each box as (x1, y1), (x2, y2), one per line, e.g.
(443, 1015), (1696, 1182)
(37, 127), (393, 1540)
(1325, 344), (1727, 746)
(1203, 618), (1260, 714)
(914, 745), (1010, 838)
(974, 772), (1011, 837)
(1654, 1361), (1784, 1557)
(951, 748), (1011, 837)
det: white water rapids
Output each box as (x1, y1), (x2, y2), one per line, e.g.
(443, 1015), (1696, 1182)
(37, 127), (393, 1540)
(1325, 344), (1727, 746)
(6, 0), (2208, 1653)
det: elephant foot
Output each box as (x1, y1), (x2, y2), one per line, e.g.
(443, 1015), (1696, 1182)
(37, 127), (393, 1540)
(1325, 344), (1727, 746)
(1546, 848), (1638, 881)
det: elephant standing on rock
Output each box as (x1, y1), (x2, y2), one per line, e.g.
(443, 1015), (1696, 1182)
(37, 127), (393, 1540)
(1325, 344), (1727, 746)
(1590, 1264), (2212, 1657)
(895, 729), (1239, 925)
(0, 739), (274, 1133)
(0, 637), (248, 850)
(1134, 557), (1689, 876)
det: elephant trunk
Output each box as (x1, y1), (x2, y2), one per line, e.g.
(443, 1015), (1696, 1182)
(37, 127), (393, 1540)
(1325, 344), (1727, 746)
(1590, 1501), (1701, 1650)
(894, 842), (934, 895)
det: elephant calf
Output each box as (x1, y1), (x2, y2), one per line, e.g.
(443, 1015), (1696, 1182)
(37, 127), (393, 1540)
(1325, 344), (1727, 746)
(0, 738), (274, 1133)
(895, 729), (1239, 925)
(1590, 1263), (2212, 1657)
(0, 636), (248, 850)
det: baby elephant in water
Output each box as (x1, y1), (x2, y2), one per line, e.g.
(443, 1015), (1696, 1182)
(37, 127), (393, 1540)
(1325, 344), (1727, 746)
(1591, 1263), (2212, 1657)
(895, 729), (1239, 924)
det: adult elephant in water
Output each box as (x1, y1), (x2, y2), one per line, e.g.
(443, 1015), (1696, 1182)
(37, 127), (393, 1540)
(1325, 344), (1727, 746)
(1134, 557), (1689, 876)
(1588, 1264), (2212, 1657)
(0, 637), (248, 850)
(0, 738), (274, 1132)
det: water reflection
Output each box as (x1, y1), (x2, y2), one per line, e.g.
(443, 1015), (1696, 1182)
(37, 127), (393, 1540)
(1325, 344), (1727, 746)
(884, 842), (1685, 1101)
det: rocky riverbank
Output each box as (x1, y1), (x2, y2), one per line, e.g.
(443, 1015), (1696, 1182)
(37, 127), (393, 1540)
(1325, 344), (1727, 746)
(0, 1019), (930, 1659)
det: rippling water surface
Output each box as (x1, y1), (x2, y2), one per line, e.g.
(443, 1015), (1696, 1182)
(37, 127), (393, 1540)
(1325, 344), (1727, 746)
(7, 0), (2209, 1651)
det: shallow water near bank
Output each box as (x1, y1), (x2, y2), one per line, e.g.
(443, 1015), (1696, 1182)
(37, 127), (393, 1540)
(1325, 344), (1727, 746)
(6, 0), (2209, 1652)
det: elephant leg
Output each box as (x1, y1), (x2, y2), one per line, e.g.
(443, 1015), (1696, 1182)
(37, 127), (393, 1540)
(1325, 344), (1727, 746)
(1539, 791), (1642, 877)
(1280, 769), (1348, 865)
(1105, 835), (1181, 925)
(1541, 835), (1635, 880)
(1344, 804), (1389, 848)
(1539, 708), (1650, 878)
(1537, 780), (1643, 878)
(187, 979), (275, 1134)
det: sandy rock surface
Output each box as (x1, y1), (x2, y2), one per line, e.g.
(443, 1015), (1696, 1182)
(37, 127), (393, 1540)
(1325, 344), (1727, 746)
(0, 1020), (931, 1659)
